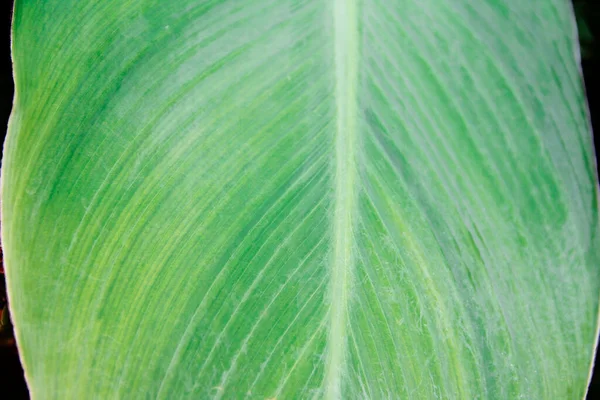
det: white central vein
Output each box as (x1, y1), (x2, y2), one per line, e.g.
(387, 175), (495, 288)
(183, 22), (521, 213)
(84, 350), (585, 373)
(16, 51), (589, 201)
(326, 0), (359, 398)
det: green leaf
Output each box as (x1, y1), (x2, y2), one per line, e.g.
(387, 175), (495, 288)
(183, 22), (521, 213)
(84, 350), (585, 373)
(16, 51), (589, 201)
(2, 0), (599, 398)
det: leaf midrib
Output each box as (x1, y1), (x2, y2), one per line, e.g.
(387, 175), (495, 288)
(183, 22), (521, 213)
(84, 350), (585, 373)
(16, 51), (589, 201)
(326, 0), (359, 398)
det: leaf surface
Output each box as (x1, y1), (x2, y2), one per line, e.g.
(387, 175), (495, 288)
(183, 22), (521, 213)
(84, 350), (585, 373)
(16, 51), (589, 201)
(2, 0), (600, 398)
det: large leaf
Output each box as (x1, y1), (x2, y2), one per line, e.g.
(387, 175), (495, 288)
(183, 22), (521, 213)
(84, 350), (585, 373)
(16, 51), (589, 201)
(2, 0), (599, 398)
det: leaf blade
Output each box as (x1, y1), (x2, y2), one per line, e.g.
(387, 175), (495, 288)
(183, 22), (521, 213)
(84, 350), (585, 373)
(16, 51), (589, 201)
(2, 0), (599, 399)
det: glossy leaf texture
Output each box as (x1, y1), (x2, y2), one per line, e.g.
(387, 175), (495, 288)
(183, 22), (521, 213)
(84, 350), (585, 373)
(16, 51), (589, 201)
(2, 0), (600, 399)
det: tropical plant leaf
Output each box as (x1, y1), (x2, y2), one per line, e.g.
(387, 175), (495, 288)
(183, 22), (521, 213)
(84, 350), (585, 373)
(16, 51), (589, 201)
(2, 0), (599, 399)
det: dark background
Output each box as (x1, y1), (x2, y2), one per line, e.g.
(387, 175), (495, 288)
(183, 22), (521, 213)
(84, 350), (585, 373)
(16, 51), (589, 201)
(0, 1), (598, 398)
